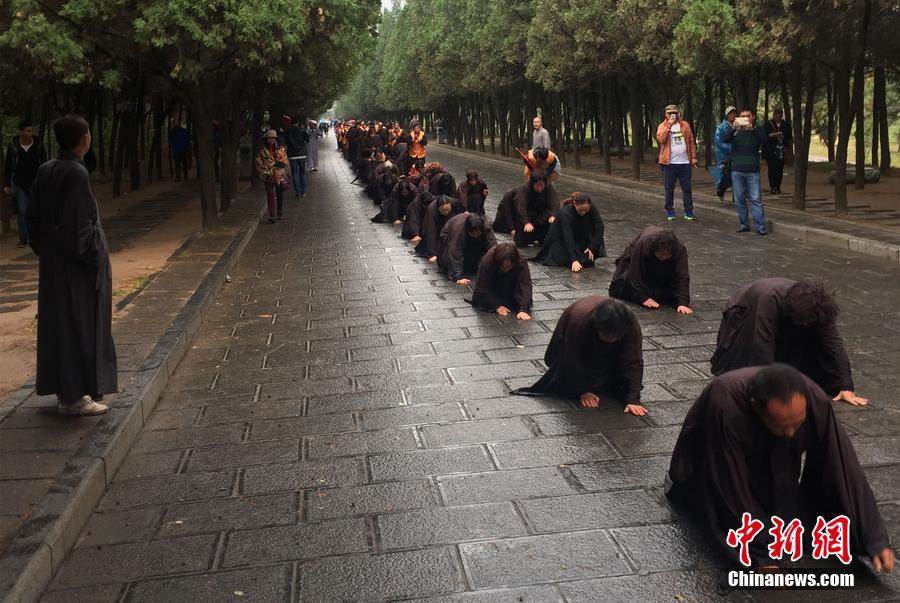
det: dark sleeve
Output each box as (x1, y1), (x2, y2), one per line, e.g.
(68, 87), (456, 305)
(420, 134), (428, 146)
(3, 144), (12, 187)
(484, 227), (498, 250)
(623, 245), (652, 303)
(422, 211), (442, 258)
(406, 198), (426, 236)
(443, 223), (466, 281)
(614, 320), (644, 404)
(816, 323), (854, 393)
(471, 256), (501, 311)
(547, 186), (560, 218)
(803, 395), (889, 560)
(672, 247), (691, 307)
(588, 208), (606, 255)
(514, 263), (533, 313)
(559, 211), (580, 263)
(384, 188), (400, 222)
(26, 175), (42, 255)
(58, 168), (102, 267)
(722, 126), (735, 143)
(514, 188), (530, 225)
(457, 184), (468, 205)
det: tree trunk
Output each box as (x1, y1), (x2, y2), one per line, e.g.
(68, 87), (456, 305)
(792, 61), (816, 210)
(602, 82), (612, 175)
(853, 61), (866, 189)
(703, 76), (714, 167)
(875, 66), (891, 175)
(629, 74), (643, 180)
(250, 105), (263, 190)
(192, 114), (220, 227)
(96, 94), (106, 175)
(825, 72), (836, 162)
(833, 63), (852, 215)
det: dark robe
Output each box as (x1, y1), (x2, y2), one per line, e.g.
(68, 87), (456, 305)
(532, 204), (606, 267)
(370, 161), (399, 204)
(512, 295), (643, 403)
(27, 151), (117, 400)
(458, 180), (488, 215)
(491, 187), (518, 233)
(512, 182), (560, 246)
(709, 278), (853, 396)
(428, 173), (458, 198)
(414, 198), (466, 258)
(608, 225), (690, 308)
(401, 193), (432, 240)
(470, 247), (533, 313)
(666, 367), (888, 568)
(373, 184), (418, 224)
(437, 214), (498, 281)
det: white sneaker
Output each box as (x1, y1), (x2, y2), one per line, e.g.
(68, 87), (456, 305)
(58, 395), (109, 416)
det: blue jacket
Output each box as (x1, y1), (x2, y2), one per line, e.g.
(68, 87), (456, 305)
(714, 120), (732, 165)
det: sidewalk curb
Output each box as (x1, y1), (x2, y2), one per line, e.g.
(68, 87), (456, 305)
(0, 195), (266, 603)
(435, 144), (900, 264)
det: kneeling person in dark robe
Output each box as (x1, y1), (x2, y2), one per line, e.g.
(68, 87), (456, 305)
(532, 192), (606, 272)
(666, 364), (894, 572)
(513, 172), (559, 247)
(438, 213), (498, 285)
(608, 226), (692, 314)
(458, 170), (489, 215)
(414, 195), (465, 261)
(710, 278), (865, 406)
(27, 115), (115, 416)
(512, 296), (646, 415)
(471, 243), (533, 320)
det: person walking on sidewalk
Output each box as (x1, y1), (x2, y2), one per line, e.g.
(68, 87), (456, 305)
(714, 106), (737, 201)
(723, 109), (768, 235)
(4, 120), (48, 248)
(257, 129), (289, 223)
(27, 115), (114, 416)
(656, 104), (697, 221)
(306, 119), (321, 172)
(531, 116), (551, 150)
(763, 107), (792, 194)
(285, 117), (310, 198)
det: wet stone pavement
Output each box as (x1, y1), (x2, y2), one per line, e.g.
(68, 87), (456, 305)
(40, 142), (900, 602)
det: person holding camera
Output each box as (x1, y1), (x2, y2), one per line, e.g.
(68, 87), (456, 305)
(656, 104), (697, 221)
(723, 109), (768, 235)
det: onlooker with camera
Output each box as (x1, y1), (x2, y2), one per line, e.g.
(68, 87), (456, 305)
(4, 120), (48, 248)
(763, 108), (792, 194)
(27, 115), (115, 416)
(723, 109), (768, 235)
(714, 106), (737, 202)
(656, 104), (698, 221)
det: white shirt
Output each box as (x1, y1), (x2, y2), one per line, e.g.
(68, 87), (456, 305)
(20, 141), (34, 153)
(668, 123), (689, 164)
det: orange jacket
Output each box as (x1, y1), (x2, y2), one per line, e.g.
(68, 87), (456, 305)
(409, 130), (427, 159)
(656, 118), (697, 165)
(523, 149), (560, 181)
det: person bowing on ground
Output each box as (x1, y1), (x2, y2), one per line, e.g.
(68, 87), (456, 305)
(512, 296), (646, 415)
(470, 243), (533, 320)
(513, 172), (559, 247)
(438, 213), (498, 285)
(457, 170), (489, 215)
(532, 192), (606, 272)
(666, 364), (893, 572)
(710, 278), (866, 406)
(414, 194), (466, 261)
(608, 226), (692, 314)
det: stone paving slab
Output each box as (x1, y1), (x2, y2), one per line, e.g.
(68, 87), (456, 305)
(33, 138), (900, 601)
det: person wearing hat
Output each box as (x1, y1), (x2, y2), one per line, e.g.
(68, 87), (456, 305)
(256, 129), (289, 223)
(656, 104), (698, 221)
(714, 106), (737, 201)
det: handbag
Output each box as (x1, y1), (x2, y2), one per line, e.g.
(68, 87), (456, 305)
(274, 167), (291, 191)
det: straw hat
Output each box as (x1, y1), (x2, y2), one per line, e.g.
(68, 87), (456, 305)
(264, 129), (278, 139)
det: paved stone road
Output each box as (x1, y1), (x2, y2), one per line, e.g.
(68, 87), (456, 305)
(40, 141), (900, 601)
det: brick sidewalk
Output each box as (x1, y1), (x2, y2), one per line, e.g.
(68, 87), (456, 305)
(37, 141), (900, 601)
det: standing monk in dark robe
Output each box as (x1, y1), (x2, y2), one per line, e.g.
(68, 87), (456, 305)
(666, 364), (894, 572)
(608, 226), (692, 314)
(438, 213), (498, 284)
(457, 170), (489, 215)
(512, 296), (647, 415)
(27, 115), (115, 416)
(374, 179), (418, 225)
(532, 192), (606, 272)
(470, 243), (533, 320)
(710, 278), (865, 406)
(414, 195), (466, 261)
(512, 172), (559, 247)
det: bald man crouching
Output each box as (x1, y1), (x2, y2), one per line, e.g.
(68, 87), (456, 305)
(666, 364), (894, 573)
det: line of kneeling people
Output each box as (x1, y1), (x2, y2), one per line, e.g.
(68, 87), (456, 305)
(355, 155), (894, 575)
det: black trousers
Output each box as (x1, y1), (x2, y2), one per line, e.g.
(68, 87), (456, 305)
(767, 157), (784, 191)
